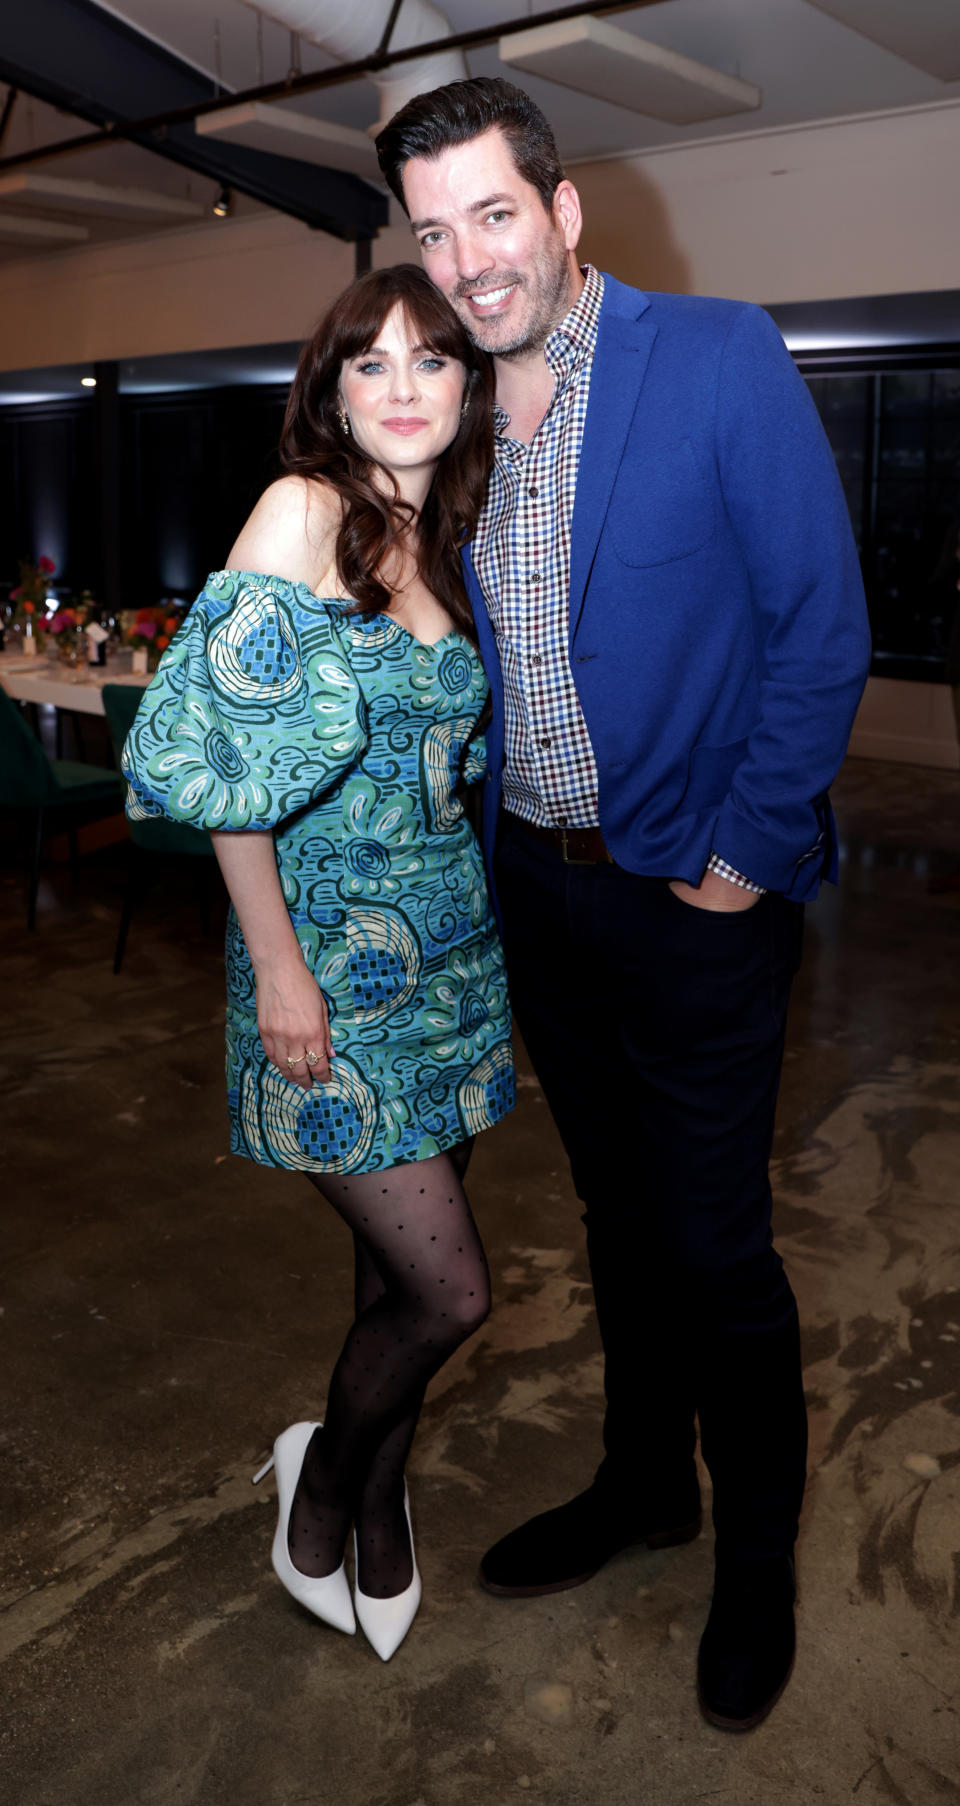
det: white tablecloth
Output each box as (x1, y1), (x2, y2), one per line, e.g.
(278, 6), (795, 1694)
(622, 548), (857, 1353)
(0, 654), (150, 717)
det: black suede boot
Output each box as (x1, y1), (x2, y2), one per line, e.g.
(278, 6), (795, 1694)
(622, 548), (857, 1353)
(697, 1553), (797, 1731)
(479, 1478), (702, 1597)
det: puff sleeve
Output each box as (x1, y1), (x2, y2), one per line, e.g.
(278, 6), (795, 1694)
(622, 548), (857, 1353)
(121, 570), (366, 831)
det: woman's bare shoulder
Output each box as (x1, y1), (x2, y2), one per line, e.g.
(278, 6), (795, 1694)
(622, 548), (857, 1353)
(225, 475), (341, 587)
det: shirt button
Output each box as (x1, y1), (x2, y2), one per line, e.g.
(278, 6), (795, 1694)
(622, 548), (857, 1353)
(530, 654), (543, 666)
(541, 737), (552, 749)
(556, 814), (568, 825)
(530, 572), (541, 584)
(528, 486), (539, 498)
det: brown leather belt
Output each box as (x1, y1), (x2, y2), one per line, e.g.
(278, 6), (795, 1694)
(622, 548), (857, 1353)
(503, 812), (613, 866)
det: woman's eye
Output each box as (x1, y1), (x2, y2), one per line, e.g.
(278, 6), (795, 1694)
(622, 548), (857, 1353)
(419, 357), (445, 371)
(357, 361), (384, 375)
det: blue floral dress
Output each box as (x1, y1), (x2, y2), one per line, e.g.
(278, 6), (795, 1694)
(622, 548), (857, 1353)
(122, 569), (515, 1174)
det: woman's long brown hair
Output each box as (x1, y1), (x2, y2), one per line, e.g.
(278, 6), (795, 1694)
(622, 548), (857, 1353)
(279, 264), (494, 640)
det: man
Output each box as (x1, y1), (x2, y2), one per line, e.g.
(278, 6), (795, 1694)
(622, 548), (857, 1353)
(376, 78), (871, 1731)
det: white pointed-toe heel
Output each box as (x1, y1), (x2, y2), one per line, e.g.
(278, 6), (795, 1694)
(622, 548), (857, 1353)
(253, 1420), (356, 1635)
(353, 1484), (421, 1662)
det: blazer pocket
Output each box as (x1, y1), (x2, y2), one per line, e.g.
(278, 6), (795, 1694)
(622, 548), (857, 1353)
(609, 437), (715, 568)
(682, 736), (750, 811)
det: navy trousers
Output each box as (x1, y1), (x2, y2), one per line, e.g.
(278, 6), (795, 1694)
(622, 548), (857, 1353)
(494, 815), (808, 1566)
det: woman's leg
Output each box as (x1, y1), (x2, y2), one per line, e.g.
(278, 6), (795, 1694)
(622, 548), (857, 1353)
(347, 1140), (474, 1594)
(288, 1144), (488, 1596)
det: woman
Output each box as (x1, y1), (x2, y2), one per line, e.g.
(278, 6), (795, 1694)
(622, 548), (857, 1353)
(122, 265), (514, 1660)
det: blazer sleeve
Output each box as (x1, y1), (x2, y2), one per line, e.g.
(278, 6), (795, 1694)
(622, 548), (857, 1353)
(121, 570), (366, 831)
(710, 305), (872, 892)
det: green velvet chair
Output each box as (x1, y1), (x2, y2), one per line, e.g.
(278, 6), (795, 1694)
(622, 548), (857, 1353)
(0, 684), (124, 930)
(101, 683), (218, 973)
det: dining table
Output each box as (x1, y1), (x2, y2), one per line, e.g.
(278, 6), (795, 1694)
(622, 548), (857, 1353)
(0, 649), (151, 716)
(0, 648), (152, 831)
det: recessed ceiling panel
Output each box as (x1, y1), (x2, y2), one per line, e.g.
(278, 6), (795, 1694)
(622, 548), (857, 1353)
(195, 102), (380, 181)
(0, 213), (89, 243)
(499, 16), (761, 125)
(803, 0), (960, 81)
(0, 173), (205, 220)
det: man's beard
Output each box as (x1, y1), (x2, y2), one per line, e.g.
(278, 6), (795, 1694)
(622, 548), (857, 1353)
(452, 237), (574, 359)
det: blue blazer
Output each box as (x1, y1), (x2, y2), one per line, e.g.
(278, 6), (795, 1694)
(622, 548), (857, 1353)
(464, 273), (871, 904)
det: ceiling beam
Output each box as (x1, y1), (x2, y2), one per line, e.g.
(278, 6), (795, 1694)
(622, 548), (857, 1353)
(0, 172), (207, 220)
(0, 0), (677, 180)
(0, 212), (89, 243)
(0, 0), (388, 241)
(0, 86), (18, 153)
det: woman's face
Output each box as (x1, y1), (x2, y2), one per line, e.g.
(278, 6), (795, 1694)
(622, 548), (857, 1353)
(338, 302), (466, 478)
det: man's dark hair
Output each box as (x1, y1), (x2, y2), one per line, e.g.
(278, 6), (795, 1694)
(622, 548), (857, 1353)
(375, 76), (564, 215)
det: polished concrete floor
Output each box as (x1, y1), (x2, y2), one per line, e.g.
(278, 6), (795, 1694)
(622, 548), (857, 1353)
(1, 755), (959, 1806)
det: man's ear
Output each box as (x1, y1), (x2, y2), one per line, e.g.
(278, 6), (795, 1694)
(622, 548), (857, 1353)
(552, 179), (583, 254)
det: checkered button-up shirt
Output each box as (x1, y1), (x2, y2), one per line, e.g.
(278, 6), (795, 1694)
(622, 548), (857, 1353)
(472, 264), (603, 829)
(472, 263), (763, 891)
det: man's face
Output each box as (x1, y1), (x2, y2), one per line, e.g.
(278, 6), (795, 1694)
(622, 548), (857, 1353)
(403, 127), (581, 359)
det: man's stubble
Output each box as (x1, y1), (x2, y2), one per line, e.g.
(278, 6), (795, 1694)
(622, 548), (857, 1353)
(451, 229), (576, 362)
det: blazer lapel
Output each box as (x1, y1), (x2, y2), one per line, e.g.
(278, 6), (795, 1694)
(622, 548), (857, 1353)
(569, 290), (659, 639)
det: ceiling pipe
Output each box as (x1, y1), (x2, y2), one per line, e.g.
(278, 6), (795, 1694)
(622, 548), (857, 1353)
(241, 1), (467, 133)
(0, 2), (667, 179)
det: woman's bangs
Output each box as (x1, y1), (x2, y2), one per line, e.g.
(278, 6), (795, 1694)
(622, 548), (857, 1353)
(396, 293), (470, 364)
(339, 289), (469, 368)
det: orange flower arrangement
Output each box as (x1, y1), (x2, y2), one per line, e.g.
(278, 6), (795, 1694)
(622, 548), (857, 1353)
(121, 604), (185, 654)
(154, 613), (181, 653)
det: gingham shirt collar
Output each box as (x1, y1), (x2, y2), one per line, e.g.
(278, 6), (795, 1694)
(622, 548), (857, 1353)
(493, 263), (604, 439)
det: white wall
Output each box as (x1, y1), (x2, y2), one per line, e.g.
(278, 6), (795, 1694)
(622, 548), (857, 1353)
(0, 211), (354, 369)
(848, 679), (959, 771)
(572, 99), (960, 304)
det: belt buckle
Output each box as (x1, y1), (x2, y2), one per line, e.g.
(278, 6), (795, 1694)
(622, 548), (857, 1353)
(560, 826), (593, 866)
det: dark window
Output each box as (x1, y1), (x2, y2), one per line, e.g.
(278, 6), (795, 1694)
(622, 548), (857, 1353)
(800, 354), (960, 682)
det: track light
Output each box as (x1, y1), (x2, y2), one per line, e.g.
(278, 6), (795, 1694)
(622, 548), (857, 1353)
(81, 376), (97, 388)
(212, 185), (233, 219)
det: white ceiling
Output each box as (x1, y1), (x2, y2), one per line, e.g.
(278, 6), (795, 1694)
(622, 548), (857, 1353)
(2, 0), (959, 257)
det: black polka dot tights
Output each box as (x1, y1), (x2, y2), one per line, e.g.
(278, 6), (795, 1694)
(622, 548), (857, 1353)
(288, 1143), (488, 1598)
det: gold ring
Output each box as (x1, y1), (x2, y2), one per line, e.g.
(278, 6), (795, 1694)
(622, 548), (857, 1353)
(286, 1051), (306, 1068)
(304, 1049), (321, 1066)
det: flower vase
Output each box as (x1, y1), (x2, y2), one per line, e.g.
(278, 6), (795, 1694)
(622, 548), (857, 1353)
(132, 647), (149, 675)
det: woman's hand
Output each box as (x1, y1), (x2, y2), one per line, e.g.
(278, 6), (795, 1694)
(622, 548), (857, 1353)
(256, 953), (334, 1089)
(209, 830), (334, 1088)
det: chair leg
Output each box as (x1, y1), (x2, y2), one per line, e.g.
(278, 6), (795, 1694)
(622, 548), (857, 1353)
(113, 846), (142, 974)
(27, 806), (44, 931)
(67, 817), (79, 875)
